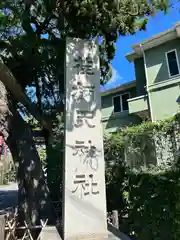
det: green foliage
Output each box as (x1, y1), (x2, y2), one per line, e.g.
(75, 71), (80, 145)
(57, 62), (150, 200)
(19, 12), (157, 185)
(46, 113), (64, 203)
(24, 116), (41, 130)
(104, 113), (180, 239)
(126, 165), (180, 240)
(0, 0), (169, 101)
(0, 1), (171, 205)
(3, 167), (16, 184)
(38, 147), (47, 166)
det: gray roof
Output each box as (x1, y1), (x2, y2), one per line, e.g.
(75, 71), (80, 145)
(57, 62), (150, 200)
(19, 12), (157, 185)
(101, 80), (136, 96)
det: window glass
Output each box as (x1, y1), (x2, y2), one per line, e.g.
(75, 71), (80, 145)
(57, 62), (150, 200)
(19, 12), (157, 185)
(167, 50), (179, 77)
(122, 93), (130, 111)
(113, 96), (121, 113)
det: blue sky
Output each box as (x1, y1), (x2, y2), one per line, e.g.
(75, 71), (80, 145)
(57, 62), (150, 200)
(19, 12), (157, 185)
(102, 2), (180, 91)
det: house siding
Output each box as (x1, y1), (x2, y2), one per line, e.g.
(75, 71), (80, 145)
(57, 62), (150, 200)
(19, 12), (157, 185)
(101, 86), (141, 132)
(145, 38), (180, 85)
(102, 115), (141, 132)
(150, 84), (180, 121)
(103, 35), (180, 131)
(144, 38), (180, 120)
(101, 87), (137, 119)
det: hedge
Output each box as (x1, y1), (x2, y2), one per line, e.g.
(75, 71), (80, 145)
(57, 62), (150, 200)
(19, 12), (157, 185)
(104, 113), (180, 240)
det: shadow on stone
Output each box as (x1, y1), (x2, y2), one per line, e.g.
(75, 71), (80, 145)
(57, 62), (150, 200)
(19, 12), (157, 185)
(108, 223), (131, 240)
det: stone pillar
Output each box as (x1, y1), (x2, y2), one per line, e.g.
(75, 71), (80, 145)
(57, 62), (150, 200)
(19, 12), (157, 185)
(0, 215), (5, 240)
(63, 38), (107, 240)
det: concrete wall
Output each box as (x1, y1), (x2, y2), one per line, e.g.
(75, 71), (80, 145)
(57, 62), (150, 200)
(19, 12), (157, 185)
(101, 87), (141, 132)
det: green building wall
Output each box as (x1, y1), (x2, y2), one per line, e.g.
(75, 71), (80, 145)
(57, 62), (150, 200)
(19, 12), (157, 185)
(102, 38), (180, 131)
(101, 86), (141, 132)
(145, 39), (180, 121)
(134, 38), (180, 121)
(145, 39), (180, 85)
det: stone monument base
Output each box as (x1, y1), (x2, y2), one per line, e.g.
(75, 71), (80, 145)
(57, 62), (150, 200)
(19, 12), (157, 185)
(108, 231), (131, 240)
(63, 228), (131, 240)
(63, 233), (130, 240)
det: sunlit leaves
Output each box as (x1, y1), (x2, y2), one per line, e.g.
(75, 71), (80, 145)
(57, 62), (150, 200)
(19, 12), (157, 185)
(0, 0), (169, 115)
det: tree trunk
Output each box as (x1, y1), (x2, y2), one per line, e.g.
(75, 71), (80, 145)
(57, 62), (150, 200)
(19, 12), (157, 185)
(0, 80), (56, 225)
(8, 108), (56, 225)
(43, 122), (64, 219)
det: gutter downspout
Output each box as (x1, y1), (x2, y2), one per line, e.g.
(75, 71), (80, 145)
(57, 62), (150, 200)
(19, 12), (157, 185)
(139, 44), (154, 122)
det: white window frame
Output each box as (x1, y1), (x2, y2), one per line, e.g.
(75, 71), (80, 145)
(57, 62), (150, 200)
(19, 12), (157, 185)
(165, 49), (180, 78)
(112, 92), (130, 113)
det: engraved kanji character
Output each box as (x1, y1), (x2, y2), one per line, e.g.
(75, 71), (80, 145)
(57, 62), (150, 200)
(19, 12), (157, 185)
(72, 174), (90, 198)
(73, 54), (94, 75)
(74, 110), (95, 128)
(72, 140), (88, 156)
(72, 174), (99, 198)
(89, 174), (99, 195)
(83, 140), (101, 170)
(71, 81), (84, 102)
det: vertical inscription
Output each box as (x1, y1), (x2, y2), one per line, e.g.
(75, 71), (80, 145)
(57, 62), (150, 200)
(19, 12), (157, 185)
(64, 38), (107, 239)
(70, 42), (100, 190)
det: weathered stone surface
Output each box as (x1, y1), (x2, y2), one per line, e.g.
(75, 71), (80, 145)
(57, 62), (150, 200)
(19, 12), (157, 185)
(63, 38), (107, 240)
(0, 215), (5, 240)
(107, 223), (131, 240)
(63, 38), (132, 240)
(108, 233), (131, 240)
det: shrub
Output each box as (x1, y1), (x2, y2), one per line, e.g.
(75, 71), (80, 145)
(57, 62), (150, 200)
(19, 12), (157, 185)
(104, 113), (180, 240)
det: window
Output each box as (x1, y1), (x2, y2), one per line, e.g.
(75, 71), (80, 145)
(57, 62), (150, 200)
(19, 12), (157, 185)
(122, 93), (129, 111)
(113, 93), (130, 113)
(166, 49), (180, 77)
(113, 96), (121, 113)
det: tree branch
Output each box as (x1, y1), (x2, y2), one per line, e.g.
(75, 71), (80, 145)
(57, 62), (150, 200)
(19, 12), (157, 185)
(0, 59), (51, 132)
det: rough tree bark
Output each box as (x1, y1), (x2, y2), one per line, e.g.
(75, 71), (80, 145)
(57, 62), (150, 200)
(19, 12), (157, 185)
(0, 80), (56, 225)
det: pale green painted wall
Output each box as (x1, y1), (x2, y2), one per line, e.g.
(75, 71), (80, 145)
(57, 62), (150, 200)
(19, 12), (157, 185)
(101, 87), (136, 118)
(101, 86), (141, 132)
(144, 39), (180, 121)
(145, 39), (180, 85)
(150, 84), (180, 121)
(128, 95), (148, 114)
(102, 114), (141, 133)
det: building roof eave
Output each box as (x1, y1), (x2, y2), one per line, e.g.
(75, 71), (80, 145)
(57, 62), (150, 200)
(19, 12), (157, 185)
(125, 22), (180, 63)
(101, 80), (136, 96)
